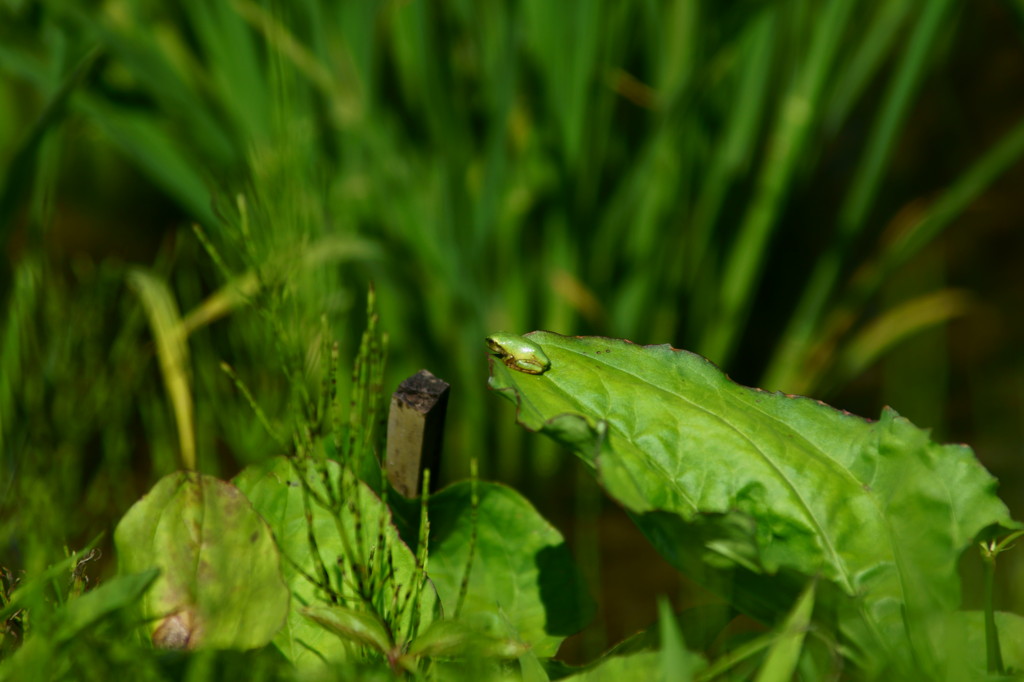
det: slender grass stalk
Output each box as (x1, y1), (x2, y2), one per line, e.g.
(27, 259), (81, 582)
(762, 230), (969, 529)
(218, 361), (286, 449)
(454, 458), (480, 619)
(126, 269), (196, 471)
(405, 468), (431, 643)
(574, 463), (605, 660)
(982, 544), (1003, 675)
(980, 531), (1024, 675)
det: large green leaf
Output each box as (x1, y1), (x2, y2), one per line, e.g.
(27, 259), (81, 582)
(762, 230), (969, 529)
(114, 472), (289, 650)
(233, 455), (438, 669)
(425, 481), (594, 658)
(918, 610), (1024, 680)
(488, 332), (1018, 674)
(558, 652), (663, 682)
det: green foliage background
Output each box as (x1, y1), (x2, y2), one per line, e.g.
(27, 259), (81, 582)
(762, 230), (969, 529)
(3, 0), (1024, 671)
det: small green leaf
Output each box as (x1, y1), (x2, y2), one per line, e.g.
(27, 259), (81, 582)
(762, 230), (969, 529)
(519, 646), (552, 682)
(559, 652), (664, 682)
(754, 582), (815, 682)
(114, 472), (289, 650)
(657, 598), (702, 682)
(301, 605), (393, 655)
(53, 569), (160, 643)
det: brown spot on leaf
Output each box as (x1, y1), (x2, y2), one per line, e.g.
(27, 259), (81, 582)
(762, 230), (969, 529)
(152, 608), (203, 650)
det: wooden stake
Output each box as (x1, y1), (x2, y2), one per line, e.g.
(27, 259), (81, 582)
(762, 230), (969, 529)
(385, 370), (449, 498)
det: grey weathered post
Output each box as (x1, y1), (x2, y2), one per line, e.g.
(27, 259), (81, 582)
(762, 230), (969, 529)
(385, 370), (449, 497)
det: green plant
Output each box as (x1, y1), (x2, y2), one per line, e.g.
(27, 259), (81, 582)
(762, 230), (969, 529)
(4, 1), (1024, 488)
(3, 1), (1024, 679)
(488, 331), (1023, 680)
(4, 326), (1020, 680)
(1, 297), (596, 680)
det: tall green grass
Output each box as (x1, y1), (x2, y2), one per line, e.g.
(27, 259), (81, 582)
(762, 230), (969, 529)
(3, 0), (1024, 663)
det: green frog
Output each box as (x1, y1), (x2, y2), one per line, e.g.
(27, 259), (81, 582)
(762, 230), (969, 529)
(485, 333), (551, 375)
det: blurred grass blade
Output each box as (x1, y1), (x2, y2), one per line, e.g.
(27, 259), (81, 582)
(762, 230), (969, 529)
(0, 260), (39, 462)
(824, 1), (914, 133)
(0, 553), (79, 624)
(653, 0), (698, 105)
(764, 0), (954, 391)
(768, 113), (1024, 393)
(853, 114), (1024, 308)
(838, 0), (953, 242)
(685, 10), (774, 311)
(127, 268), (195, 470)
(522, 0), (602, 170)
(59, 1), (237, 160)
(81, 103), (218, 228)
(52, 569), (160, 643)
(657, 598), (699, 681)
(699, 0), (856, 364)
(754, 581), (815, 682)
(825, 288), (972, 393)
(180, 235), (379, 336)
(0, 46), (101, 241)
(839, 0), (950, 224)
(183, 0), (271, 144)
(331, 2), (380, 104)
(232, 0), (362, 127)
(388, 1), (464, 152)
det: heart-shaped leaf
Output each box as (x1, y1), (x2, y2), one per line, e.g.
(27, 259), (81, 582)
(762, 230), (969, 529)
(233, 456), (438, 669)
(114, 472), (289, 650)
